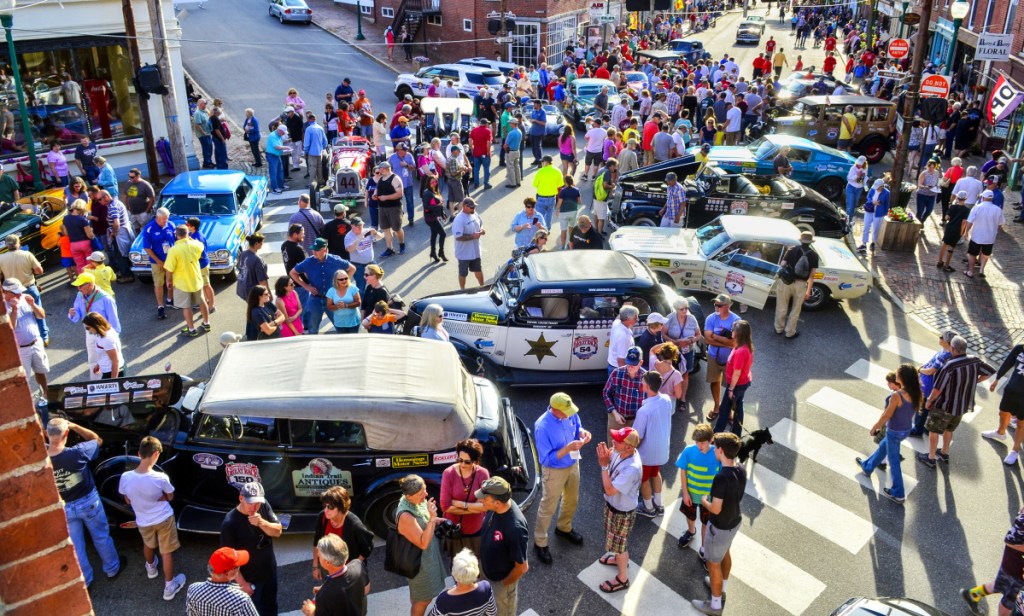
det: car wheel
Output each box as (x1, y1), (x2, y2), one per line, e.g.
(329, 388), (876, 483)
(655, 271), (675, 288)
(632, 216), (658, 227)
(396, 85), (413, 100)
(802, 283), (831, 311)
(859, 139), (886, 165)
(793, 220), (816, 237)
(816, 176), (844, 201)
(363, 487), (403, 538)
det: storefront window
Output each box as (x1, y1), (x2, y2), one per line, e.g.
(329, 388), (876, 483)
(0, 37), (142, 158)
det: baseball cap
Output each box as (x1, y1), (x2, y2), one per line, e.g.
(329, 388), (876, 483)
(87, 251), (106, 262)
(358, 89), (365, 96)
(625, 346), (643, 366)
(404, 93), (413, 100)
(209, 547), (250, 574)
(350, 216), (365, 226)
(398, 116), (409, 123)
(956, 190), (968, 199)
(549, 392), (579, 417)
(239, 482), (266, 504)
(986, 175), (1000, 184)
(855, 156), (867, 165)
(2, 278), (24, 294)
(509, 117), (519, 124)
(713, 293), (732, 306)
(474, 476), (512, 501)
(980, 189), (994, 200)
(343, 77), (351, 83)
(333, 203), (349, 215)
(701, 143), (711, 152)
(610, 427), (641, 447)
(504, 102), (514, 108)
(646, 312), (668, 325)
(72, 272), (96, 286)
(311, 237), (329, 251)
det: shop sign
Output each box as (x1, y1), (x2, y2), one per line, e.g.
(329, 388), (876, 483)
(976, 33), (1013, 61)
(987, 74), (1024, 124)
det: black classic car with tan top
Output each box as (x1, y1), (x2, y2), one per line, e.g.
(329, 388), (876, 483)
(48, 336), (538, 537)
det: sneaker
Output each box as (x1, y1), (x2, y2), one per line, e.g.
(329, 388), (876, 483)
(678, 530), (695, 548)
(855, 456), (870, 476)
(157, 306), (166, 320)
(636, 503), (658, 518)
(399, 244), (407, 255)
(916, 452), (936, 468)
(145, 555), (159, 579)
(983, 430), (1008, 441)
(1005, 451), (1020, 466)
(380, 248), (395, 258)
(655, 505), (665, 516)
(163, 573), (186, 601)
(882, 488), (905, 504)
(691, 599), (723, 616)
(961, 588), (984, 615)
(201, 322), (212, 332)
(181, 327), (199, 337)
(857, 245), (867, 253)
(937, 451), (949, 463)
(164, 297), (174, 307)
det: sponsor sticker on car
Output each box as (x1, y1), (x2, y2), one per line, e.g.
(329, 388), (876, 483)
(470, 312), (499, 325)
(193, 453), (224, 470)
(649, 257), (671, 267)
(432, 451), (458, 465)
(392, 454), (430, 469)
(573, 335), (599, 360)
(444, 311), (468, 322)
(292, 458), (354, 498)
(226, 462), (261, 487)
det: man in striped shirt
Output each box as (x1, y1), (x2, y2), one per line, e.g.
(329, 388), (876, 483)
(917, 336), (996, 468)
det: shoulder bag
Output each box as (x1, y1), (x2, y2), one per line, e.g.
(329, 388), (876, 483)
(383, 514), (423, 578)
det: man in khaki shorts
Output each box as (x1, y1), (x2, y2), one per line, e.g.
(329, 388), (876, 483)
(162, 224), (210, 338)
(703, 294), (740, 423)
(118, 437), (187, 600)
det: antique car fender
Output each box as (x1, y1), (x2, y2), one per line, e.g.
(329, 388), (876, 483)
(94, 456), (174, 529)
(357, 471), (443, 537)
(450, 337), (511, 383)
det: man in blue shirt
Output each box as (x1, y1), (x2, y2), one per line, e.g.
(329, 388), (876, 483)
(533, 393), (590, 565)
(528, 99), (547, 166)
(303, 113), (329, 186)
(290, 237), (355, 334)
(504, 117), (523, 188)
(704, 293), (740, 422)
(141, 208), (177, 320)
(185, 217), (215, 314)
(389, 117), (412, 150)
(334, 77), (354, 106)
(388, 143), (417, 224)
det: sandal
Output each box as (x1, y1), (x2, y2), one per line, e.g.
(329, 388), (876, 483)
(599, 554), (617, 566)
(707, 411), (719, 421)
(963, 270), (974, 279)
(599, 575), (630, 593)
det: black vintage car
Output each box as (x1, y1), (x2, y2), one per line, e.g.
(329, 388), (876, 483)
(610, 157), (849, 239)
(403, 250), (706, 386)
(48, 336), (539, 537)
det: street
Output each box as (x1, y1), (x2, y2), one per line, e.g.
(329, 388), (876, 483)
(46, 4), (1020, 616)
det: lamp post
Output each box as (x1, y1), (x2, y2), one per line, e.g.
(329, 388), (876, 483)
(355, 0), (365, 40)
(944, 0), (969, 77)
(0, 0), (42, 191)
(899, 1), (908, 38)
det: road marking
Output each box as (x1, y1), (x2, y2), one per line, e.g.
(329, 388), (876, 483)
(843, 360), (981, 422)
(657, 498), (825, 615)
(878, 335), (937, 364)
(578, 558), (703, 616)
(263, 204), (298, 218)
(259, 241), (283, 256)
(261, 220), (292, 235)
(745, 463), (877, 554)
(807, 387), (929, 454)
(267, 262), (286, 279)
(771, 418), (917, 497)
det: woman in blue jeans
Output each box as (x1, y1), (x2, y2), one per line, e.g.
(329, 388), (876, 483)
(857, 363), (923, 504)
(713, 320), (754, 436)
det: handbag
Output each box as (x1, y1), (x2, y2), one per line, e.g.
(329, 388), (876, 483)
(939, 175), (951, 189)
(383, 525), (422, 578)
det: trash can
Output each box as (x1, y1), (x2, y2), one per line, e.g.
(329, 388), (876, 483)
(894, 181), (915, 210)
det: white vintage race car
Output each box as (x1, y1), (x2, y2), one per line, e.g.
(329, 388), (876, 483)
(608, 215), (872, 311)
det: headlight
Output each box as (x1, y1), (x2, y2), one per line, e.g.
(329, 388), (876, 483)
(129, 252), (142, 263)
(213, 249), (231, 261)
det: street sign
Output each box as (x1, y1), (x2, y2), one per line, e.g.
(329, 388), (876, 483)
(888, 38), (909, 59)
(877, 70), (907, 80)
(599, 14), (617, 23)
(495, 36), (514, 44)
(920, 74), (950, 99)
(976, 33), (1013, 61)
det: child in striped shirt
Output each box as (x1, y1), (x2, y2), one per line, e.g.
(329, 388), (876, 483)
(675, 423), (722, 553)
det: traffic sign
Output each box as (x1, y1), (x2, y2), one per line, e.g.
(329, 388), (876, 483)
(920, 74), (951, 98)
(888, 38), (910, 59)
(877, 70), (907, 80)
(496, 36), (514, 44)
(599, 14), (617, 23)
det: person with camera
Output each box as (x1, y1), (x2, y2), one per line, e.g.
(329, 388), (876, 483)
(440, 439), (491, 560)
(396, 475), (447, 616)
(775, 230), (819, 340)
(476, 477), (529, 616)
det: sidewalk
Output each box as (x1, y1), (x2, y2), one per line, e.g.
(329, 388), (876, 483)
(307, 0), (412, 76)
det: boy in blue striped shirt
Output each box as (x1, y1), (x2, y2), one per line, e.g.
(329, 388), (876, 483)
(675, 423), (721, 552)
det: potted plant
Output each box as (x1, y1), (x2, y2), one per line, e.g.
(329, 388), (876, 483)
(878, 205), (921, 251)
(413, 56), (429, 70)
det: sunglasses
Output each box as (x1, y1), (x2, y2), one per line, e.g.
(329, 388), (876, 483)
(713, 303), (726, 308)
(457, 457), (473, 464)
(336, 277), (349, 281)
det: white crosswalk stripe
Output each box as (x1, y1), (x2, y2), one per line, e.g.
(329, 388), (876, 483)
(878, 335), (940, 365)
(845, 358), (981, 421)
(808, 387), (930, 454)
(578, 559), (703, 616)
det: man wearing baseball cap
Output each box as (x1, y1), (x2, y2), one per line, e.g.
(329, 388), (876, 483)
(984, 175), (1005, 209)
(354, 88), (374, 140)
(220, 482), (282, 614)
(603, 345), (648, 442)
(532, 393), (591, 565)
(476, 477), (529, 616)
(963, 188), (1006, 279)
(594, 427), (643, 594)
(3, 279), (49, 407)
(775, 231), (818, 339)
(185, 547), (257, 614)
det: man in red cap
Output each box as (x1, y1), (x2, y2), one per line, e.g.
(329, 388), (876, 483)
(594, 427), (642, 595)
(185, 547), (258, 615)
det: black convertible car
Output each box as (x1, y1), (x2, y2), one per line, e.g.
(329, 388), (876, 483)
(609, 157), (849, 239)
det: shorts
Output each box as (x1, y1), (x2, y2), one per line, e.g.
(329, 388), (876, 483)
(138, 515), (181, 554)
(836, 139), (852, 149)
(130, 211), (152, 232)
(706, 358), (726, 383)
(458, 258), (482, 277)
(1000, 392), (1024, 420)
(994, 566), (1024, 610)
(201, 266), (211, 286)
(641, 464), (663, 482)
(560, 153), (576, 162)
(556, 209), (578, 231)
(584, 151), (602, 166)
(681, 349), (695, 373)
(680, 496), (711, 524)
(924, 408), (964, 433)
(151, 261), (166, 287)
(603, 504), (637, 554)
(967, 241), (994, 256)
(702, 522), (739, 564)
(447, 178), (466, 203)
(61, 256), (76, 268)
(379, 206), (403, 232)
(592, 199), (609, 220)
(17, 339), (49, 376)
(173, 288), (203, 309)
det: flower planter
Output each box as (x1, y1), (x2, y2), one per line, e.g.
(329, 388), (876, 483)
(878, 217), (922, 252)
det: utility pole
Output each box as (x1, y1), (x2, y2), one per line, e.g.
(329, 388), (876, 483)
(889, 0), (932, 192)
(146, 0), (189, 176)
(121, 0), (161, 184)
(865, 0), (877, 52)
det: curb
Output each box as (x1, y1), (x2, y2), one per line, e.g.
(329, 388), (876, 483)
(310, 17), (400, 77)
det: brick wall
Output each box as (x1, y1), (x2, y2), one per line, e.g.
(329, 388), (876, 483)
(0, 301), (92, 614)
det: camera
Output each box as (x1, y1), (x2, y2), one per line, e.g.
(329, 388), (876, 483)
(434, 518), (462, 539)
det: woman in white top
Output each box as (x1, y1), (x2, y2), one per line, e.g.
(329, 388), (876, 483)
(419, 303), (450, 342)
(373, 113), (390, 162)
(84, 312), (124, 379)
(663, 298), (702, 403)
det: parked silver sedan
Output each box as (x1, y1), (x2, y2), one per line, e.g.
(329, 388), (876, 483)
(268, 0), (312, 24)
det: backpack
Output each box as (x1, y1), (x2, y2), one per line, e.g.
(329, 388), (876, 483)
(594, 170), (608, 201)
(793, 246), (811, 279)
(219, 117), (231, 140)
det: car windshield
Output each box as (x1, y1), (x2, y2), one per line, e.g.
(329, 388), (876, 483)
(575, 85), (603, 99)
(625, 73), (646, 82)
(696, 220), (732, 256)
(770, 177), (804, 197)
(160, 193), (236, 216)
(283, 0), (305, 5)
(466, 73), (504, 86)
(750, 138), (775, 159)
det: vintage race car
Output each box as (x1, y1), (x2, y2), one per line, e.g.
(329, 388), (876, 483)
(129, 170), (268, 279)
(47, 336), (539, 537)
(0, 188), (67, 262)
(609, 215), (871, 311)
(688, 135), (856, 201)
(739, 15), (766, 32)
(404, 251), (706, 385)
(523, 103), (565, 145)
(564, 78), (621, 125)
(772, 95), (898, 164)
(311, 135), (374, 211)
(418, 97), (476, 149)
(610, 159), (849, 238)
(736, 23), (762, 44)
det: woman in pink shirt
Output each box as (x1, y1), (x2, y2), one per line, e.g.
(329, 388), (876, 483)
(713, 320), (754, 436)
(47, 141), (70, 186)
(439, 438), (490, 560)
(285, 88), (305, 116)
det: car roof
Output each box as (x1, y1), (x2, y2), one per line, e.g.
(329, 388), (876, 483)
(572, 78), (618, 88)
(526, 251), (645, 284)
(431, 63), (502, 76)
(719, 215), (801, 244)
(420, 98), (475, 114)
(163, 170), (247, 194)
(797, 95), (892, 106)
(198, 336), (476, 451)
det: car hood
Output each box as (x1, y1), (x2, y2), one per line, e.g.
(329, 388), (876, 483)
(620, 155), (701, 184)
(834, 597), (950, 616)
(705, 146), (758, 164)
(608, 226), (698, 256)
(412, 287), (504, 321)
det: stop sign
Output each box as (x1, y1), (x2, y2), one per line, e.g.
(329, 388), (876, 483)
(921, 74), (951, 98)
(888, 38), (910, 59)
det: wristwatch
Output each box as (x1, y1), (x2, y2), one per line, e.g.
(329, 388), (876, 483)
(601, 466), (609, 472)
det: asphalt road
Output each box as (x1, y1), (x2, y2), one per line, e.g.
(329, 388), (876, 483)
(49, 5), (1020, 616)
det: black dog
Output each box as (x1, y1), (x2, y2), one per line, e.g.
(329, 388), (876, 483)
(737, 428), (774, 464)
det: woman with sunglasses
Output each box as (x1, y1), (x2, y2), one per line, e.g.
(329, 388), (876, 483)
(83, 312), (124, 379)
(326, 271), (361, 334)
(312, 486), (374, 591)
(273, 276), (304, 337)
(419, 303), (449, 342)
(664, 298), (702, 404)
(523, 229), (549, 256)
(439, 439), (490, 560)
(246, 284), (284, 341)
(360, 264), (390, 320)
(423, 175), (448, 263)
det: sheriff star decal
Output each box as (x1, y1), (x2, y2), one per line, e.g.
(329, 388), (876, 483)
(524, 333), (558, 364)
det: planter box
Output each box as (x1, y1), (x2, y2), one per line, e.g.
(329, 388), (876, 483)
(878, 218), (921, 252)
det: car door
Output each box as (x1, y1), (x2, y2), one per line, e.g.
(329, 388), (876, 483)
(701, 241), (780, 309)
(570, 292), (652, 371)
(502, 292), (574, 372)
(785, 146), (817, 185)
(412, 68), (440, 98)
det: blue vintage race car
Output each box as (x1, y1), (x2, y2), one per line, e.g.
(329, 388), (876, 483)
(129, 171), (268, 279)
(689, 135), (855, 201)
